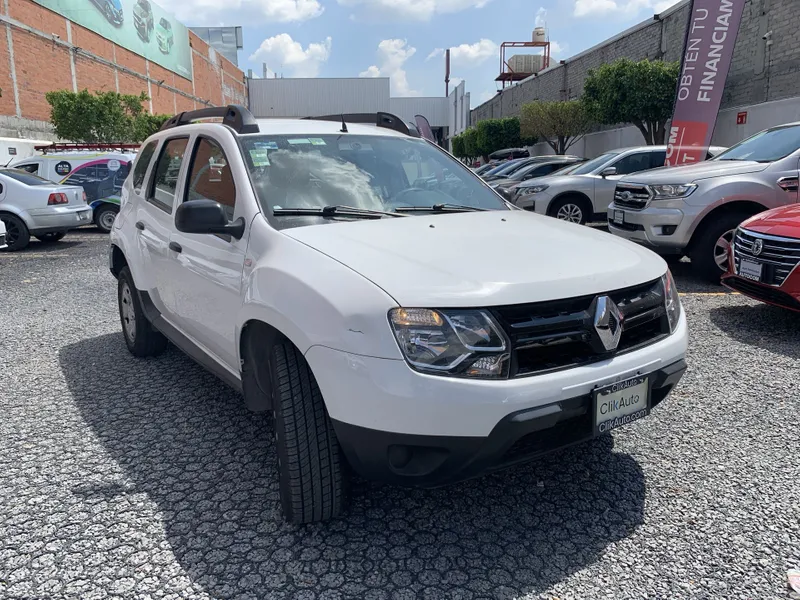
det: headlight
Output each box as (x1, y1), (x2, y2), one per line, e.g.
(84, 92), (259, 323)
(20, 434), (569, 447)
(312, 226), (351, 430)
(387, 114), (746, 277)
(650, 183), (696, 199)
(389, 308), (510, 379)
(661, 270), (681, 333)
(519, 184), (549, 196)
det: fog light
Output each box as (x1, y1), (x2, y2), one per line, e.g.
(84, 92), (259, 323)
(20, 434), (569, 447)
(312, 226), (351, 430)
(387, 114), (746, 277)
(661, 225), (677, 235)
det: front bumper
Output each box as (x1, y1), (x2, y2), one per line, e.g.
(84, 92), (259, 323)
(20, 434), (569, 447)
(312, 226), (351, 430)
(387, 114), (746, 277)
(23, 205), (93, 233)
(722, 273), (800, 312)
(607, 201), (696, 253)
(307, 310), (687, 486)
(515, 191), (553, 213)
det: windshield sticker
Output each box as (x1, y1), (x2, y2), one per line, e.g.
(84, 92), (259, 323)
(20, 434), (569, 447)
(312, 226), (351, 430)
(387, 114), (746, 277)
(253, 141), (278, 150)
(308, 138), (326, 146)
(249, 148), (270, 167)
(288, 138), (311, 145)
(339, 142), (373, 152)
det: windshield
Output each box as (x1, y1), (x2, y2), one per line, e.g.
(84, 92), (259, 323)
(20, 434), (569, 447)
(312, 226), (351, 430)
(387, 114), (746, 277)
(568, 152), (618, 175)
(240, 134), (508, 229)
(485, 160), (523, 177)
(0, 168), (52, 186)
(713, 125), (800, 163)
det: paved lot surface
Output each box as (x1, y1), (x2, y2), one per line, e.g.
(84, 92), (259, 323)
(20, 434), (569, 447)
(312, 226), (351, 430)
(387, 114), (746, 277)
(1, 228), (799, 600)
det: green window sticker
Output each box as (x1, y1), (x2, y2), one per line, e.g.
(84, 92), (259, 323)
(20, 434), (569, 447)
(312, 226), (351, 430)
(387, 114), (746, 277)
(288, 138), (311, 145)
(308, 138), (326, 146)
(249, 148), (270, 166)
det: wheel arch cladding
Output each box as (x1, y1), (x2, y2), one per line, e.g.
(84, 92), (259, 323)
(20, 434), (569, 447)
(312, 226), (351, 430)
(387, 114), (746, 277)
(110, 244), (128, 279)
(688, 200), (767, 249)
(238, 319), (288, 413)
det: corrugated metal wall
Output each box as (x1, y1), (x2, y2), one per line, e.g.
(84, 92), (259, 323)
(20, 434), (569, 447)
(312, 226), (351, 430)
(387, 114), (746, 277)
(248, 78), (391, 118)
(389, 97), (448, 127)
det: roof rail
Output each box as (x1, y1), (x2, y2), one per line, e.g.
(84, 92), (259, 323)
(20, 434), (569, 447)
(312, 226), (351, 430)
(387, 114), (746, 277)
(34, 143), (142, 153)
(303, 112), (412, 136)
(160, 104), (259, 134)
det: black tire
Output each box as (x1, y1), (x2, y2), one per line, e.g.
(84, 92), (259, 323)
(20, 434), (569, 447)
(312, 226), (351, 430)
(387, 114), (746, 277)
(94, 204), (119, 233)
(34, 232), (66, 243)
(1, 213), (31, 251)
(548, 196), (589, 225)
(270, 340), (347, 524)
(689, 211), (749, 283)
(117, 266), (167, 357)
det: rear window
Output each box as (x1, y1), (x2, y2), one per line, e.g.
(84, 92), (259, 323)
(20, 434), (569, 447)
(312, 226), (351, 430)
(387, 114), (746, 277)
(0, 169), (52, 186)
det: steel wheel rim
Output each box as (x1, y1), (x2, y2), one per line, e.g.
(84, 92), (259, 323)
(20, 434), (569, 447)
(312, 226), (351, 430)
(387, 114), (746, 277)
(3, 219), (19, 245)
(557, 203), (583, 223)
(714, 229), (735, 271)
(121, 282), (136, 341)
(100, 210), (116, 231)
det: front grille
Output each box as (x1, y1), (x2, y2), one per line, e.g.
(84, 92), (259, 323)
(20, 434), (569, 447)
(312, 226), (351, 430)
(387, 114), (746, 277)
(491, 279), (669, 378)
(614, 184), (651, 210)
(733, 229), (800, 286)
(724, 276), (800, 311)
(503, 411), (592, 463)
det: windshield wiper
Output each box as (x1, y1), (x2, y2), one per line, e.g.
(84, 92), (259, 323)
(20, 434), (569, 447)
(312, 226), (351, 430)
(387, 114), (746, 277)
(394, 203), (489, 213)
(273, 205), (406, 219)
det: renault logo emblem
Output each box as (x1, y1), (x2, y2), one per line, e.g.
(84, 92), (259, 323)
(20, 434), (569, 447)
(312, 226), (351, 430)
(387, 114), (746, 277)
(593, 296), (623, 352)
(752, 238), (763, 256)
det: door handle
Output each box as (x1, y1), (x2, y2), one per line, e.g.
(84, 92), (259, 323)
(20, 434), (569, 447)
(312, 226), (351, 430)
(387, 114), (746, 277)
(169, 241), (182, 253)
(135, 221), (145, 231)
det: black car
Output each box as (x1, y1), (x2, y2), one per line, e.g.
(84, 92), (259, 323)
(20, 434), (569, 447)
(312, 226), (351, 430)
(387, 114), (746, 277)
(489, 147), (530, 161)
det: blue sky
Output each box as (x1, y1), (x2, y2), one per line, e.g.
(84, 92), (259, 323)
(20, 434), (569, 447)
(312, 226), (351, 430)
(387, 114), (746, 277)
(159, 0), (680, 106)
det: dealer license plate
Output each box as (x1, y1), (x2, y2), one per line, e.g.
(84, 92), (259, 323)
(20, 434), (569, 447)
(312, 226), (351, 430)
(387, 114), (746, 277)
(594, 375), (650, 435)
(613, 210), (625, 225)
(738, 259), (762, 282)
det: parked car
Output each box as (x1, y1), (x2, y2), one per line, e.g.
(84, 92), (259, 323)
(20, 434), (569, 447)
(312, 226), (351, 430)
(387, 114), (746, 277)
(0, 219), (6, 250)
(515, 145), (726, 224)
(472, 162), (500, 176)
(609, 123), (800, 281)
(483, 155), (583, 183)
(133, 0), (154, 43)
(721, 204), (800, 311)
(110, 106), (687, 524)
(481, 158), (528, 180)
(490, 157), (586, 199)
(489, 148), (530, 160)
(90, 0), (124, 26)
(10, 151), (135, 233)
(156, 18), (174, 54)
(0, 168), (91, 251)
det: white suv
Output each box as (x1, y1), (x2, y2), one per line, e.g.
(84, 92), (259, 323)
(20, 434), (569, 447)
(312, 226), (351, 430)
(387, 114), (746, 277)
(110, 106), (688, 524)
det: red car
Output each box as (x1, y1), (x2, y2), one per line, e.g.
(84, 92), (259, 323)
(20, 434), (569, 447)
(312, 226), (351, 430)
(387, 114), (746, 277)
(722, 204), (800, 312)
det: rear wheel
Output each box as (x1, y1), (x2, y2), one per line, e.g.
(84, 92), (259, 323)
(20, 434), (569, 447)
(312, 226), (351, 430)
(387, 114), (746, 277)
(1, 214), (30, 251)
(117, 266), (167, 357)
(35, 232), (66, 243)
(548, 196), (589, 225)
(94, 204), (119, 233)
(270, 340), (347, 524)
(689, 211), (750, 283)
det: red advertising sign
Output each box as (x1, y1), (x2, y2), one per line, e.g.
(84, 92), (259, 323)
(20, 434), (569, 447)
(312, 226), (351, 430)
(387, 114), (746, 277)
(736, 111), (747, 125)
(665, 0), (746, 166)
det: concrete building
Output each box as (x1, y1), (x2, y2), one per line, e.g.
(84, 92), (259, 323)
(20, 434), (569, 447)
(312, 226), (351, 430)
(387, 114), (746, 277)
(471, 0), (800, 156)
(0, 0), (247, 140)
(248, 77), (470, 148)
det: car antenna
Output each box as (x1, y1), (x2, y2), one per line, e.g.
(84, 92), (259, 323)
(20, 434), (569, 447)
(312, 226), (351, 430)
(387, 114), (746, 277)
(340, 114), (348, 134)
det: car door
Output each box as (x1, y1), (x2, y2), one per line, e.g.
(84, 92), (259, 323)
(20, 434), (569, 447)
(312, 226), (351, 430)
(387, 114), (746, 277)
(135, 136), (189, 319)
(168, 132), (250, 371)
(593, 151), (654, 214)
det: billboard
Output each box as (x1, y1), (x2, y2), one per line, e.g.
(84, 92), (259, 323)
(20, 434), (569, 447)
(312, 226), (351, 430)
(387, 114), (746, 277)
(665, 0), (746, 166)
(33, 0), (192, 80)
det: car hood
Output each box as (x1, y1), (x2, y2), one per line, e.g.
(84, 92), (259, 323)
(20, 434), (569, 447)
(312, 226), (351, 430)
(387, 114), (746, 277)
(741, 204), (800, 239)
(622, 160), (768, 184)
(283, 210), (666, 307)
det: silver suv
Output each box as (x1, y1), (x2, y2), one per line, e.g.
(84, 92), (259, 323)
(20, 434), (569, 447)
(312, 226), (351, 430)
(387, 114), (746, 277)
(514, 145), (725, 224)
(609, 123), (800, 282)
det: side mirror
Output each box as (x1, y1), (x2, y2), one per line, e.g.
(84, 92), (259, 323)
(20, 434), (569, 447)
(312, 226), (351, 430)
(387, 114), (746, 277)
(600, 167), (617, 178)
(175, 199), (245, 239)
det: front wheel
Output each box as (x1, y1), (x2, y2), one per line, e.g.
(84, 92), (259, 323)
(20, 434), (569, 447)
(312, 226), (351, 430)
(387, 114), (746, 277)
(548, 196), (588, 225)
(1, 214), (31, 251)
(270, 340), (347, 524)
(689, 211), (749, 283)
(35, 232), (66, 243)
(94, 204), (119, 233)
(117, 266), (167, 357)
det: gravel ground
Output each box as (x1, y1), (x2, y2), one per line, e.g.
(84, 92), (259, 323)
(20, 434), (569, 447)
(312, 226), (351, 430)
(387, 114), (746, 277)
(1, 229), (799, 600)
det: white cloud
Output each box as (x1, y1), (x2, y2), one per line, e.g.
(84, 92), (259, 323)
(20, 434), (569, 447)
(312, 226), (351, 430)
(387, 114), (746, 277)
(574, 0), (678, 17)
(337, 0), (491, 21)
(478, 90), (498, 104)
(426, 48), (445, 62)
(359, 39), (419, 96)
(249, 34), (332, 78)
(550, 41), (567, 57)
(449, 39), (497, 66)
(449, 77), (463, 88)
(158, 0), (323, 24)
(535, 6), (547, 27)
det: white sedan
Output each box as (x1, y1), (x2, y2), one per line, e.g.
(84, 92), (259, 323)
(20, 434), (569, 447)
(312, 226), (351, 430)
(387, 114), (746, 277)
(0, 168), (92, 251)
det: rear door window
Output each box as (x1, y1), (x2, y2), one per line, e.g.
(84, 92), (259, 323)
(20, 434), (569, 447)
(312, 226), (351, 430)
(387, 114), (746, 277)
(147, 138), (188, 214)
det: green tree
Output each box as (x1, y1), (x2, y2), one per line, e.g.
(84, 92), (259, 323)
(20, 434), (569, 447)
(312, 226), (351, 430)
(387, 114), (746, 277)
(500, 117), (522, 149)
(46, 89), (170, 143)
(461, 128), (479, 160)
(451, 134), (466, 159)
(582, 58), (680, 145)
(476, 119), (504, 158)
(520, 100), (591, 154)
